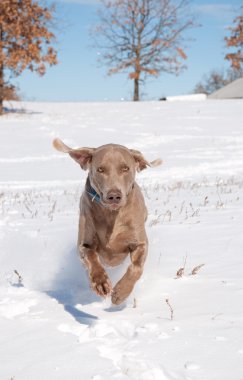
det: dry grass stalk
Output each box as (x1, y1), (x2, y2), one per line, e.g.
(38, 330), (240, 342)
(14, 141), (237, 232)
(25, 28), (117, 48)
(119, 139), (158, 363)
(189, 202), (200, 217)
(14, 269), (23, 286)
(191, 264), (205, 275)
(211, 313), (223, 321)
(179, 200), (185, 214)
(149, 216), (160, 227)
(133, 298), (137, 308)
(48, 200), (57, 221)
(176, 255), (187, 278)
(176, 267), (184, 278)
(204, 196), (209, 206)
(165, 298), (174, 320)
(216, 184), (225, 209)
(163, 210), (172, 222)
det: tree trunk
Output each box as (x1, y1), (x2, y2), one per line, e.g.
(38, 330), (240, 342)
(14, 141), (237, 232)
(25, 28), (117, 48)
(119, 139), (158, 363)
(133, 77), (139, 101)
(0, 64), (3, 115)
(0, 26), (3, 115)
(0, 99), (3, 116)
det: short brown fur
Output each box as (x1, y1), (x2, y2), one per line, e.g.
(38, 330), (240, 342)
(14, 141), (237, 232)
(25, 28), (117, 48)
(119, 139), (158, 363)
(53, 139), (162, 305)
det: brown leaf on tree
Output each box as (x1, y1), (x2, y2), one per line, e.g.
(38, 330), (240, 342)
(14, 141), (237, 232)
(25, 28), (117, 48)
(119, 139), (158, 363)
(0, 0), (58, 114)
(177, 47), (187, 60)
(225, 8), (243, 70)
(129, 72), (140, 79)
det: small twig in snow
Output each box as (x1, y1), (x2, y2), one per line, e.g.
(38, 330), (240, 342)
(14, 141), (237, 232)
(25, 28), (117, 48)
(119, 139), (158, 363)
(176, 255), (187, 278)
(211, 313), (223, 321)
(165, 298), (174, 320)
(14, 270), (23, 286)
(204, 196), (209, 206)
(48, 200), (57, 221)
(179, 200), (185, 214)
(191, 264), (205, 276)
(176, 267), (184, 278)
(163, 210), (172, 222)
(216, 185), (224, 208)
(157, 252), (162, 267)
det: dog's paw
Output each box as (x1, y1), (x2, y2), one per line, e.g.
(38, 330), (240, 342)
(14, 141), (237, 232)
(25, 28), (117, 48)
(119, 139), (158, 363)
(90, 270), (112, 298)
(111, 282), (133, 305)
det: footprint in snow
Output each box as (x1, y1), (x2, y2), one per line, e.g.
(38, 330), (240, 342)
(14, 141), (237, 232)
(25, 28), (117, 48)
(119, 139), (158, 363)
(0, 291), (37, 319)
(184, 361), (200, 370)
(119, 356), (168, 380)
(58, 323), (90, 342)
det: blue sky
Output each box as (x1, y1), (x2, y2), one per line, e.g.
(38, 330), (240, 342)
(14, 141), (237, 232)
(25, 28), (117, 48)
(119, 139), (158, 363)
(16, 0), (241, 101)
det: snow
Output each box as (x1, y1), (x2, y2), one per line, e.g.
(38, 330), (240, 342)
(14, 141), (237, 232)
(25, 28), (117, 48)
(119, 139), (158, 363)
(165, 93), (207, 101)
(0, 100), (243, 380)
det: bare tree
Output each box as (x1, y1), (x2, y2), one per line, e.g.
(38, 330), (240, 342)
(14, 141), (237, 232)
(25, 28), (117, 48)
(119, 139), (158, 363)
(0, 0), (58, 114)
(194, 70), (228, 95)
(225, 7), (243, 70)
(194, 68), (243, 95)
(93, 0), (194, 101)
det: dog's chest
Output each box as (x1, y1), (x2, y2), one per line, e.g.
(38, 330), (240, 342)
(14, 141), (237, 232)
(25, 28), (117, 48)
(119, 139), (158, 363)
(94, 214), (135, 255)
(100, 224), (129, 252)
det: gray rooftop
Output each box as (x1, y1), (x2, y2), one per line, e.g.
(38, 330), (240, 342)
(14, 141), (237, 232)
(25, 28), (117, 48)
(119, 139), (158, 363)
(208, 77), (243, 99)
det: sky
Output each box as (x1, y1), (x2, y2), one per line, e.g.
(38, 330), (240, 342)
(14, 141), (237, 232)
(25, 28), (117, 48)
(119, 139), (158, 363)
(15, 0), (241, 102)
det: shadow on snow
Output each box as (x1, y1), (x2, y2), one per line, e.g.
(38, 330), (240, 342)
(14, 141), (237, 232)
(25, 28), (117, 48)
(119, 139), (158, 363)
(46, 245), (99, 326)
(46, 245), (130, 324)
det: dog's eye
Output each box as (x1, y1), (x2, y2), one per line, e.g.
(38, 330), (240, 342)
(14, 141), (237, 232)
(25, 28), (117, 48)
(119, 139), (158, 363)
(122, 166), (129, 172)
(97, 167), (104, 173)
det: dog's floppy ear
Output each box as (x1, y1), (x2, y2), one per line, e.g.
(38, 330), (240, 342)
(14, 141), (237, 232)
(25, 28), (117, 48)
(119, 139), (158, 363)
(53, 138), (95, 170)
(130, 149), (163, 172)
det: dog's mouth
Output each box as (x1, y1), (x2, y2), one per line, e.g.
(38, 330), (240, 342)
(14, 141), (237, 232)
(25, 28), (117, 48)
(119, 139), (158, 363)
(108, 203), (121, 211)
(101, 199), (124, 211)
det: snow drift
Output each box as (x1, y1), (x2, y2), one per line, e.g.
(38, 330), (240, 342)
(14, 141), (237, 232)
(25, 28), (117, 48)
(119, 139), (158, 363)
(0, 100), (243, 380)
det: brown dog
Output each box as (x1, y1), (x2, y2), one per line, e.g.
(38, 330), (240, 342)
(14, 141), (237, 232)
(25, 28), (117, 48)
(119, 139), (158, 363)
(53, 139), (161, 305)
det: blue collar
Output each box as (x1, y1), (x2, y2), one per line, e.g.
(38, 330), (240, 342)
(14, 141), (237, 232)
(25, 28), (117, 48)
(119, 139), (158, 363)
(86, 178), (101, 204)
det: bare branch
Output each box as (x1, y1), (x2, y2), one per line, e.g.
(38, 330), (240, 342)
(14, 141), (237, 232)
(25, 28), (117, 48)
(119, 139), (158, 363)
(92, 0), (195, 100)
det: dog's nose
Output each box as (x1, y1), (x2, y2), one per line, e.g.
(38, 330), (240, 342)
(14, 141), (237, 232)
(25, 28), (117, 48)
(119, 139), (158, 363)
(106, 190), (122, 204)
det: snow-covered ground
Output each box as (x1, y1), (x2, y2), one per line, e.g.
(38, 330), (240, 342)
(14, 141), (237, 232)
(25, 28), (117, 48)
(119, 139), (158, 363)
(0, 100), (243, 380)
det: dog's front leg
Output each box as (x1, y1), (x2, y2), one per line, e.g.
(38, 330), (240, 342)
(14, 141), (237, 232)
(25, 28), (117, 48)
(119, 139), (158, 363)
(111, 242), (148, 305)
(79, 245), (112, 297)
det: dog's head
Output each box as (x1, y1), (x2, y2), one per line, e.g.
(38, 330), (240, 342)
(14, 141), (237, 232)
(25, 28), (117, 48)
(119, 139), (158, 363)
(53, 139), (162, 210)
